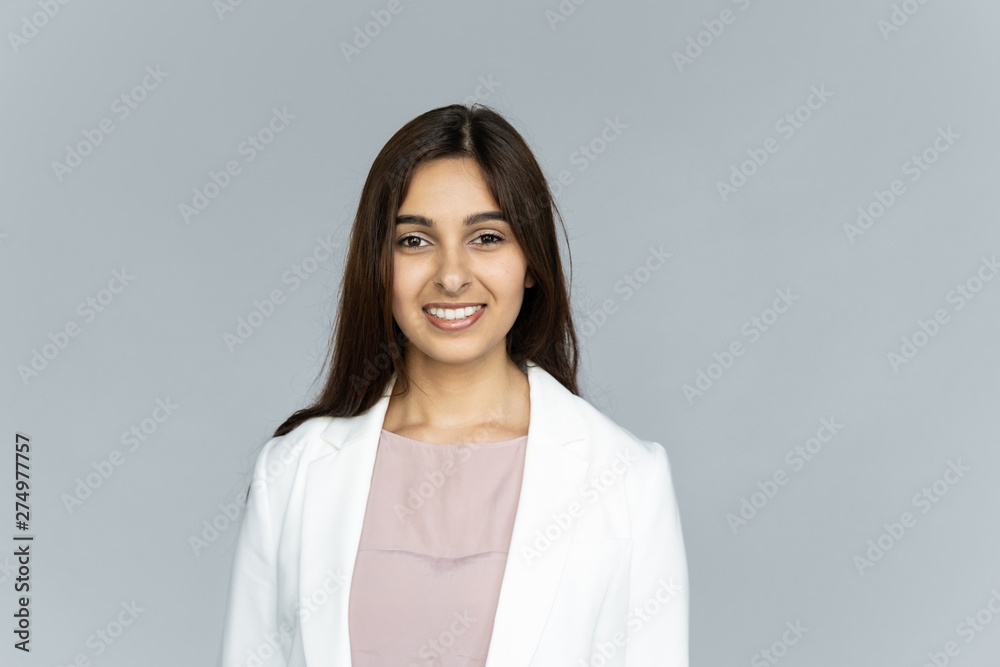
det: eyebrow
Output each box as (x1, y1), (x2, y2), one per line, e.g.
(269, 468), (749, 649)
(395, 211), (506, 227)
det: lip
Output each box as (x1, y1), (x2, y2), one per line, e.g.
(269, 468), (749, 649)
(422, 302), (486, 309)
(423, 304), (486, 331)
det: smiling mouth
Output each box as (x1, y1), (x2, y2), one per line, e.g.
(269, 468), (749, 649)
(422, 304), (485, 321)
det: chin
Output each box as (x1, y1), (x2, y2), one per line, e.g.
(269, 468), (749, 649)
(409, 338), (499, 366)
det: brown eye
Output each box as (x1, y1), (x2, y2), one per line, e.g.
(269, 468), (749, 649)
(396, 235), (426, 248)
(476, 233), (505, 246)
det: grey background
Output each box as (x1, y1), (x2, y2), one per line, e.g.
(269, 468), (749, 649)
(2, 0), (999, 665)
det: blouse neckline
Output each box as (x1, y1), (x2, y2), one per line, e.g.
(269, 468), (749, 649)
(380, 428), (528, 447)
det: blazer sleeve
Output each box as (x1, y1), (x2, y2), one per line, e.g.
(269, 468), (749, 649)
(217, 437), (288, 667)
(626, 442), (689, 667)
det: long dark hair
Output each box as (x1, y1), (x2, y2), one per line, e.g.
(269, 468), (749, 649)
(242, 103), (580, 500)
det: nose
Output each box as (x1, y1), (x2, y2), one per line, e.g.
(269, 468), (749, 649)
(434, 245), (473, 293)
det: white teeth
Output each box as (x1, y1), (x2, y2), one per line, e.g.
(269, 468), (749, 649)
(425, 305), (483, 321)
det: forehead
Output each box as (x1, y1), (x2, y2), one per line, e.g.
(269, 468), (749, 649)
(399, 157), (499, 212)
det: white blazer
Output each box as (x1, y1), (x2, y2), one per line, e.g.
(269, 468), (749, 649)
(218, 360), (688, 667)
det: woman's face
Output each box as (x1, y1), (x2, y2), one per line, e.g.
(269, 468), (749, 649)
(392, 156), (535, 368)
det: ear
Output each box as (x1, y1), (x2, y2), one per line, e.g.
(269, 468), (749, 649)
(524, 270), (536, 289)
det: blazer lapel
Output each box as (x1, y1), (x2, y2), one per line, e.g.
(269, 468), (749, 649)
(298, 379), (391, 667)
(483, 361), (591, 666)
(298, 360), (592, 667)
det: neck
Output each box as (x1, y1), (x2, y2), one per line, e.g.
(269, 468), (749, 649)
(385, 350), (529, 442)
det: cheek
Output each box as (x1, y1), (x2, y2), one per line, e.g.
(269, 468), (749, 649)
(483, 272), (527, 316)
(391, 262), (416, 313)
(492, 256), (530, 294)
(391, 259), (432, 322)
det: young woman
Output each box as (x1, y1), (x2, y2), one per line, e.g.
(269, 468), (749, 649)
(218, 104), (688, 667)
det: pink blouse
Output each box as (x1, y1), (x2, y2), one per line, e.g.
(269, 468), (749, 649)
(348, 428), (528, 666)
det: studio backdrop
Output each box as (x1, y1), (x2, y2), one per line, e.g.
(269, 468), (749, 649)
(2, 0), (999, 665)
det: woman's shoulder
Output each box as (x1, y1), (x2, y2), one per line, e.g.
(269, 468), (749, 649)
(251, 415), (340, 483)
(565, 391), (672, 477)
(560, 392), (679, 530)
